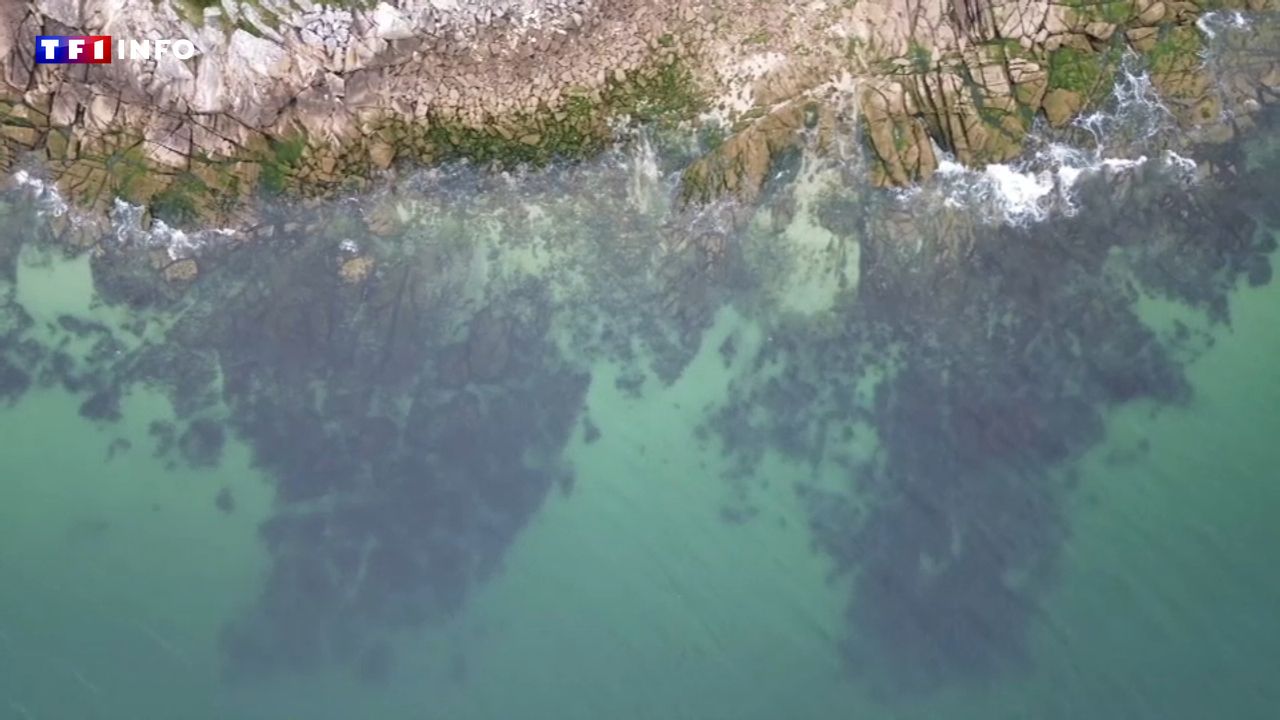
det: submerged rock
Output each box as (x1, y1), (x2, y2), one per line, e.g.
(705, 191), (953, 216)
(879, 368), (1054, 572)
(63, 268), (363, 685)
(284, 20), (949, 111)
(162, 258), (199, 283)
(338, 255), (374, 284)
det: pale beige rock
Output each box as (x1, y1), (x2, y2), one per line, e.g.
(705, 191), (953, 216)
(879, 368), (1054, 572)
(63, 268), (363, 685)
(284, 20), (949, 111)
(1042, 88), (1084, 127)
(1137, 1), (1167, 25)
(163, 258), (199, 283)
(340, 256), (375, 284)
(1, 124), (39, 146)
(368, 140), (396, 169)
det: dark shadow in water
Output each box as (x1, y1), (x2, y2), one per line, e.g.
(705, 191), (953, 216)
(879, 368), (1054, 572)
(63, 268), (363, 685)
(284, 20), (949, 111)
(0, 101), (1276, 697)
(191, 253), (591, 681)
(705, 107), (1280, 696)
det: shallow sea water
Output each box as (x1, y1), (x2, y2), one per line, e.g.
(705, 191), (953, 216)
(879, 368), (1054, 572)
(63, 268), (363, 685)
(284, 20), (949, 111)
(2, 24), (1280, 720)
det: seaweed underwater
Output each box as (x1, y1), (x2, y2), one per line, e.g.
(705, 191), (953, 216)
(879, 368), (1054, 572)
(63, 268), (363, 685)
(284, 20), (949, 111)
(0, 143), (734, 683)
(703, 106), (1280, 695)
(0, 85), (1276, 702)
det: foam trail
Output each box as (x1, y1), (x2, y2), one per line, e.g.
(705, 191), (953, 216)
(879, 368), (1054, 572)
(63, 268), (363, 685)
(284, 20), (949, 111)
(1196, 10), (1250, 39)
(1073, 52), (1175, 150)
(7, 700), (34, 720)
(627, 136), (661, 214)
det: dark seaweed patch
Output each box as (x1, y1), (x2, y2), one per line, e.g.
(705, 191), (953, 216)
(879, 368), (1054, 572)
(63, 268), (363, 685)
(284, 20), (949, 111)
(56, 315), (110, 337)
(149, 419), (176, 457)
(1246, 254), (1272, 287)
(0, 355), (30, 403)
(178, 418), (225, 468)
(79, 387), (122, 422)
(705, 140), (1277, 696)
(215, 487), (235, 514)
(140, 237), (598, 681)
(581, 415), (601, 444)
(105, 437), (132, 460)
(0, 298), (34, 340)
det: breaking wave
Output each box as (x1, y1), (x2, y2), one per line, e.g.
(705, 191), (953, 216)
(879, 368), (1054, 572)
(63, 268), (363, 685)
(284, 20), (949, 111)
(6, 169), (68, 217)
(922, 147), (1196, 226)
(1196, 9), (1252, 39)
(108, 198), (237, 260)
(906, 54), (1199, 226)
(3, 170), (237, 260)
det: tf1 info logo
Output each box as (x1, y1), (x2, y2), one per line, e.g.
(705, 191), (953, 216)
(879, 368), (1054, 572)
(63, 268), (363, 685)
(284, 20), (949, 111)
(35, 35), (200, 64)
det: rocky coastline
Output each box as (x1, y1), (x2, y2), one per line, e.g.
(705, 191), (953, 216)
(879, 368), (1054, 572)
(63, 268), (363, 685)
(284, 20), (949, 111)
(1, 0), (1277, 233)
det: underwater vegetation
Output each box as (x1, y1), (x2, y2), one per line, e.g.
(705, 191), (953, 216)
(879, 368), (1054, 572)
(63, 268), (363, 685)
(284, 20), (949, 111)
(169, 239), (590, 681)
(0, 180), (600, 681)
(705, 108), (1279, 694)
(0, 98), (1276, 696)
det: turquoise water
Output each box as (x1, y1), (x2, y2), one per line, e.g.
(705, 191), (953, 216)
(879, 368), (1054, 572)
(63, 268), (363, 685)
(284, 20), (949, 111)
(3, 36), (1280, 720)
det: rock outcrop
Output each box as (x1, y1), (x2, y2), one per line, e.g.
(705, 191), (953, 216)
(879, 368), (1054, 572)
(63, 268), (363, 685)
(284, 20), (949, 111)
(2, 0), (697, 223)
(1, 0), (1277, 225)
(683, 0), (1279, 191)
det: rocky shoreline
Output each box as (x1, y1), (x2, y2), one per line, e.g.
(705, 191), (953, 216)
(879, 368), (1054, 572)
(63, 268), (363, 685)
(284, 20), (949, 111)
(1, 0), (1278, 233)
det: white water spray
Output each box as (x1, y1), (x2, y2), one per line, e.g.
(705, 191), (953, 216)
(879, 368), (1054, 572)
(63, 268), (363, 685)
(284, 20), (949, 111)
(627, 136), (662, 214)
(913, 53), (1204, 226)
(1196, 10), (1251, 39)
(108, 198), (236, 260)
(8, 170), (68, 217)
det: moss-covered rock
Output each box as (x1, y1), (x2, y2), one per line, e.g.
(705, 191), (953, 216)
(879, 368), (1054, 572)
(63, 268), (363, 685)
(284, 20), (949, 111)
(1043, 88), (1087, 126)
(681, 101), (836, 203)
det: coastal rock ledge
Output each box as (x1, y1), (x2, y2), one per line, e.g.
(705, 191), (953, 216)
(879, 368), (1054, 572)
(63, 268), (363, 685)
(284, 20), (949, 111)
(1, 0), (1277, 226)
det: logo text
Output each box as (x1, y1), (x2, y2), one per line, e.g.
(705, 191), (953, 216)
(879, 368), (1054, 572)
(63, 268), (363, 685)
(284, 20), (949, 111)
(35, 36), (199, 64)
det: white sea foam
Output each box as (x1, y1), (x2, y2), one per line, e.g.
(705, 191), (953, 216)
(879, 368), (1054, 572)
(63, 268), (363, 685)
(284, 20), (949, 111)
(930, 157), (1063, 225)
(919, 147), (1184, 226)
(1196, 10), (1250, 40)
(910, 57), (1204, 226)
(1165, 149), (1198, 180)
(7, 170), (236, 258)
(627, 136), (662, 214)
(109, 197), (236, 260)
(8, 170), (68, 217)
(1074, 54), (1174, 147)
(151, 220), (237, 260)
